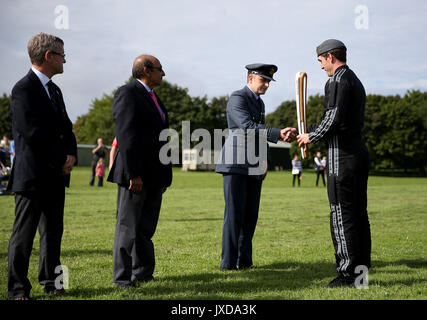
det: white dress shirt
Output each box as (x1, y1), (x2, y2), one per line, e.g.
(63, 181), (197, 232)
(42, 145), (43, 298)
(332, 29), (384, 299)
(31, 66), (52, 98)
(136, 78), (151, 93)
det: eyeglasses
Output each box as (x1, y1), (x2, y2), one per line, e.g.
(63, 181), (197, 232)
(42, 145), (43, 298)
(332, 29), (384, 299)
(51, 51), (66, 59)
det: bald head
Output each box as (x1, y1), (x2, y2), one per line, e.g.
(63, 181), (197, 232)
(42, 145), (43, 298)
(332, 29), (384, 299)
(132, 54), (165, 89)
(132, 55), (157, 79)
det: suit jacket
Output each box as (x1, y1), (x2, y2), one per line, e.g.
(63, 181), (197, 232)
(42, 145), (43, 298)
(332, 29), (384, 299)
(7, 69), (77, 192)
(107, 79), (172, 188)
(216, 86), (280, 177)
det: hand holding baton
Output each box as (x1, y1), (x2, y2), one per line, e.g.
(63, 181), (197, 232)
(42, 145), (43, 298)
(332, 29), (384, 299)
(295, 72), (308, 159)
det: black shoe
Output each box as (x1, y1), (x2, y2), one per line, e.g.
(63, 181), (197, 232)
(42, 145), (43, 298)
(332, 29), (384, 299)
(237, 264), (254, 271)
(11, 295), (31, 300)
(43, 286), (68, 296)
(220, 266), (237, 271)
(115, 282), (136, 290)
(135, 276), (157, 284)
(327, 276), (355, 288)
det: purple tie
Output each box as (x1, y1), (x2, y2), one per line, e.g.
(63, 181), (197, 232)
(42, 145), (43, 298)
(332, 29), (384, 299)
(149, 91), (165, 123)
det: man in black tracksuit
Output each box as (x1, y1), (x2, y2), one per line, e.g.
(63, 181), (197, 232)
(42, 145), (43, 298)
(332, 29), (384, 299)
(297, 39), (371, 287)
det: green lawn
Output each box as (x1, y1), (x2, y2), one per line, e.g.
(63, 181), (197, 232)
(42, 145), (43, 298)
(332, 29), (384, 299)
(0, 167), (426, 300)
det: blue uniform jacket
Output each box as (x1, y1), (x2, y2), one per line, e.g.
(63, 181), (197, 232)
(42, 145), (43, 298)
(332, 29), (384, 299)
(215, 86), (280, 178)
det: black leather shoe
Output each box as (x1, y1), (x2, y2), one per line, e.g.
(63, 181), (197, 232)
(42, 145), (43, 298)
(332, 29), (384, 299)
(220, 266), (237, 271)
(115, 282), (136, 290)
(11, 296), (31, 300)
(327, 276), (355, 288)
(43, 287), (68, 296)
(136, 276), (157, 283)
(237, 265), (253, 271)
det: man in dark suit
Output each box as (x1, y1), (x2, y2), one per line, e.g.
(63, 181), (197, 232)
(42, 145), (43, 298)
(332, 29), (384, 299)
(7, 33), (77, 300)
(216, 64), (295, 271)
(108, 54), (172, 288)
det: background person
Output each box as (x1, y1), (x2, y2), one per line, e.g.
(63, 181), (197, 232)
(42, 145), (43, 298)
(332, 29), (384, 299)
(0, 136), (10, 167)
(291, 154), (303, 187)
(9, 140), (15, 167)
(109, 136), (118, 171)
(7, 33), (77, 299)
(314, 151), (326, 187)
(96, 157), (105, 187)
(90, 137), (107, 186)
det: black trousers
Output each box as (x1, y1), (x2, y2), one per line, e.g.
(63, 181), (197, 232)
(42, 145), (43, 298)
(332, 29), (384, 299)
(8, 186), (65, 299)
(113, 185), (162, 286)
(221, 174), (262, 270)
(292, 173), (301, 187)
(316, 169), (326, 186)
(327, 137), (371, 278)
(89, 160), (97, 185)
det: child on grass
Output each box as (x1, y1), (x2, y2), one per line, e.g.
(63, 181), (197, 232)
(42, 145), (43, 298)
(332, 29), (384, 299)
(96, 157), (105, 187)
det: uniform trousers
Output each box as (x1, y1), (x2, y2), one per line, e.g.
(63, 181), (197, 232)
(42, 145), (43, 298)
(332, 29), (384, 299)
(8, 185), (65, 299)
(221, 174), (262, 270)
(113, 185), (162, 286)
(327, 137), (371, 278)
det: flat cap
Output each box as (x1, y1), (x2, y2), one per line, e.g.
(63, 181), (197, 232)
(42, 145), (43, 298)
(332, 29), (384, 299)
(246, 63), (278, 81)
(316, 39), (347, 56)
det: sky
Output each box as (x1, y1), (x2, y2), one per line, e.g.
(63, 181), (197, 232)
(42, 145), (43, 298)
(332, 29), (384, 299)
(1, 0), (426, 122)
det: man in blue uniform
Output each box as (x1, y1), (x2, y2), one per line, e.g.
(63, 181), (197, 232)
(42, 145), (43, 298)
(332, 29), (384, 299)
(297, 40), (371, 287)
(216, 63), (295, 271)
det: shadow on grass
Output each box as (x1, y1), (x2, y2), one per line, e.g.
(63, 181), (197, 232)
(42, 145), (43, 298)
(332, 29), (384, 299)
(167, 218), (223, 222)
(66, 258), (427, 299)
(60, 249), (113, 257)
(3, 254), (426, 299)
(56, 260), (333, 300)
(369, 259), (427, 287)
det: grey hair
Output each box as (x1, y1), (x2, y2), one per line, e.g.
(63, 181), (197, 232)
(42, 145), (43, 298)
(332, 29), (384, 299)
(27, 33), (64, 66)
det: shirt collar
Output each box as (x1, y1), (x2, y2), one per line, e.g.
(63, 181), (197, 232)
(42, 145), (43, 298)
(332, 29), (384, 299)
(136, 79), (152, 92)
(246, 85), (260, 100)
(31, 66), (51, 87)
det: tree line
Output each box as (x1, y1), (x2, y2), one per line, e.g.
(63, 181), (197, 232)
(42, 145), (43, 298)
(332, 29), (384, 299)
(266, 90), (427, 175)
(1, 81), (426, 175)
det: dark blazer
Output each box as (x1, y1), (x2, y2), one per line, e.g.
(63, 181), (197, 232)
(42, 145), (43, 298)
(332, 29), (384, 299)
(7, 69), (77, 192)
(107, 79), (172, 188)
(216, 86), (280, 177)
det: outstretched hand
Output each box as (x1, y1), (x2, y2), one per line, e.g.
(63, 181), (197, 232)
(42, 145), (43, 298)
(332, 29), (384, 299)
(280, 127), (297, 142)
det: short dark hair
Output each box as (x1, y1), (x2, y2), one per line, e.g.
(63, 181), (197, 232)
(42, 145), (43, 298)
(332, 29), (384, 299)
(132, 57), (154, 79)
(321, 48), (346, 63)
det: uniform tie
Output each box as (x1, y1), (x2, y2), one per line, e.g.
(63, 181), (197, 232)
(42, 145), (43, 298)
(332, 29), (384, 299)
(149, 90), (165, 124)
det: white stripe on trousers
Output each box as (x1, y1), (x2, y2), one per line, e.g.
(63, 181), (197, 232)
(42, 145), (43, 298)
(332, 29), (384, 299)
(329, 136), (350, 276)
(328, 135), (339, 177)
(331, 203), (350, 277)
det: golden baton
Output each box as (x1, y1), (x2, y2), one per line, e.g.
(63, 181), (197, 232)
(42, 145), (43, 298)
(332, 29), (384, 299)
(295, 72), (308, 159)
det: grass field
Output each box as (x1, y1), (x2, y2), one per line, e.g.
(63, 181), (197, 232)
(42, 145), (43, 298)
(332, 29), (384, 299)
(0, 167), (426, 300)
